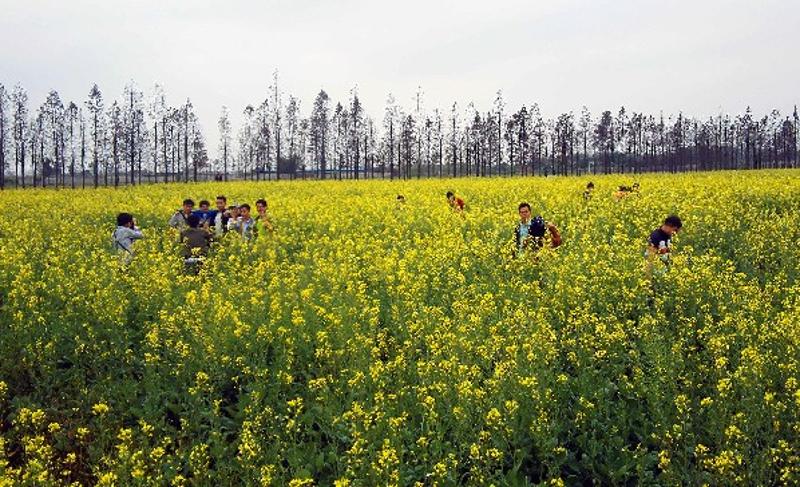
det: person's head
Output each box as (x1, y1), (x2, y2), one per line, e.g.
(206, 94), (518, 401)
(117, 212), (134, 228)
(182, 199), (195, 214)
(586, 182), (594, 190)
(187, 214), (201, 229)
(199, 200), (210, 211)
(663, 215), (683, 235)
(518, 202), (532, 221)
(255, 198), (267, 214)
(632, 182), (640, 190)
(396, 194), (406, 204)
(215, 195), (227, 211)
(446, 191), (454, 202)
(228, 205), (239, 217)
(239, 203), (251, 219)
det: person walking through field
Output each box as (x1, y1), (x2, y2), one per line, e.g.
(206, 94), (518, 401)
(514, 202), (561, 255)
(645, 215), (682, 266)
(583, 182), (595, 201)
(169, 199), (195, 230)
(112, 212), (144, 263)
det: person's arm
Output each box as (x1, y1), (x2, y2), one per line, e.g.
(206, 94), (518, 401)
(168, 212), (181, 228)
(130, 227), (144, 240)
(646, 239), (670, 262)
(547, 223), (562, 248)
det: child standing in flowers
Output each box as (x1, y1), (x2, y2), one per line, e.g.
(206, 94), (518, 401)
(168, 199), (195, 230)
(645, 215), (682, 265)
(112, 213), (143, 262)
(254, 198), (274, 234)
(225, 205), (240, 233)
(514, 202), (561, 254)
(229, 203), (256, 240)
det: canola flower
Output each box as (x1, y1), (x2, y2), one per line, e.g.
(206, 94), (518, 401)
(0, 170), (799, 485)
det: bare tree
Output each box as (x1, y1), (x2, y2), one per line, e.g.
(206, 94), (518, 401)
(310, 90), (330, 179)
(11, 85), (28, 188)
(218, 106), (232, 181)
(85, 84), (104, 188)
(0, 84), (7, 190)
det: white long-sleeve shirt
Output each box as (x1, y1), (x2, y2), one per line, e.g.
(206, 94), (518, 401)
(112, 225), (144, 254)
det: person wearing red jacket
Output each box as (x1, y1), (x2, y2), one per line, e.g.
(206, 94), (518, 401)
(446, 191), (465, 212)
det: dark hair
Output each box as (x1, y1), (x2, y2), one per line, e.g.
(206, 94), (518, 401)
(216, 195), (227, 202)
(518, 202), (531, 211)
(239, 203), (251, 211)
(255, 198), (267, 207)
(199, 200), (210, 207)
(183, 199), (195, 207)
(187, 214), (201, 228)
(587, 182), (594, 189)
(446, 191), (454, 198)
(117, 212), (134, 227)
(397, 194), (405, 200)
(664, 215), (682, 228)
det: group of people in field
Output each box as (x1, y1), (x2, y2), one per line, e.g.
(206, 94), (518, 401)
(112, 182), (682, 272)
(112, 195), (274, 269)
(439, 183), (682, 266)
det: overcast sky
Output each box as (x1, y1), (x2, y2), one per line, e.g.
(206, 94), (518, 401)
(2, 0), (798, 158)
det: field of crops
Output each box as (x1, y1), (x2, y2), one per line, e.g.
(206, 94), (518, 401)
(1, 170), (799, 486)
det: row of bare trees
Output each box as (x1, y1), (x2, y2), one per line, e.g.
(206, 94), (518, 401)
(0, 82), (207, 189)
(0, 78), (797, 189)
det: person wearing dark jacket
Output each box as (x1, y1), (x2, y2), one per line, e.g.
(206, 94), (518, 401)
(181, 214), (213, 258)
(645, 215), (682, 265)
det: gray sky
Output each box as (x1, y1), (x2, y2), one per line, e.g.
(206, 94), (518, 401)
(2, 0), (799, 158)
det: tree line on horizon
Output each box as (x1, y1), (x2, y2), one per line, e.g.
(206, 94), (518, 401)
(0, 73), (798, 189)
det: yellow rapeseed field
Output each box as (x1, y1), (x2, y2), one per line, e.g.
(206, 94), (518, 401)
(1, 170), (799, 485)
